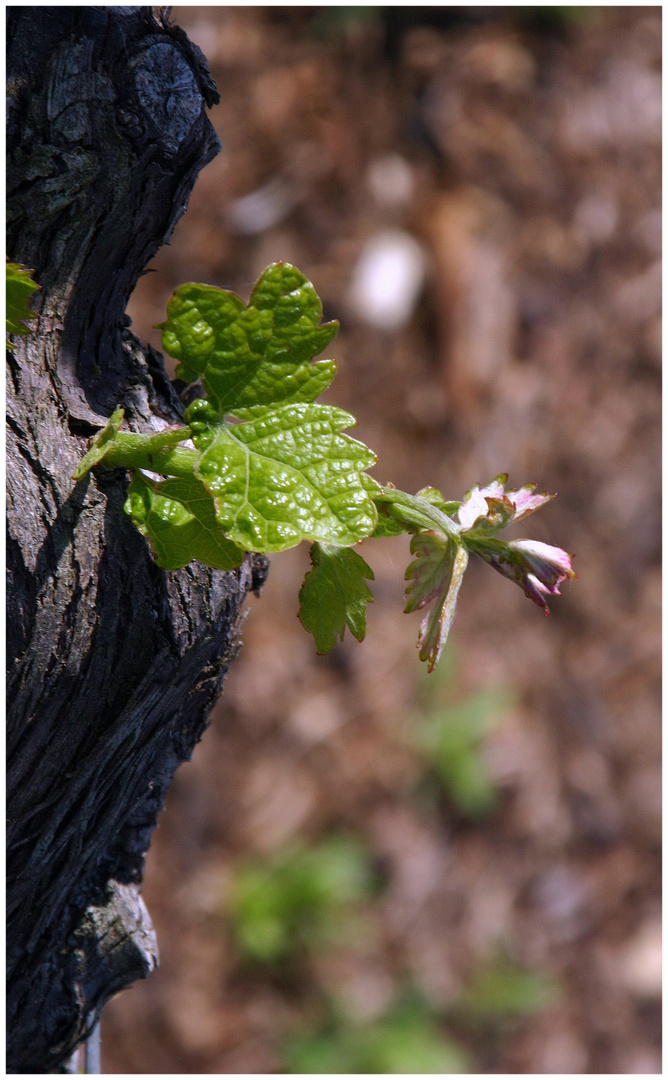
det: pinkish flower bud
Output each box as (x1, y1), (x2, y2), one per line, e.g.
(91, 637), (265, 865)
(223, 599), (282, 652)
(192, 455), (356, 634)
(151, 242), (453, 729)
(485, 539), (576, 613)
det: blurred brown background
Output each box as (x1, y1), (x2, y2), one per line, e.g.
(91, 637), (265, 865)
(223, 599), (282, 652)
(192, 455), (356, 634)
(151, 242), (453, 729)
(102, 6), (661, 1073)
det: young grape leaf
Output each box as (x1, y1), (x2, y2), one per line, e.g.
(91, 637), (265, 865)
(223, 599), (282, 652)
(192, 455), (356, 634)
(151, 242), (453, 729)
(405, 530), (453, 613)
(6, 260), (39, 344)
(195, 404), (381, 552)
(125, 472), (246, 572)
(159, 262), (339, 416)
(229, 361), (336, 419)
(405, 532), (469, 671)
(298, 542), (374, 654)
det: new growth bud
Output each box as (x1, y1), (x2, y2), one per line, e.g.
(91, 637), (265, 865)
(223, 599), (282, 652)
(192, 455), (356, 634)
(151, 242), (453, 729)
(459, 477), (575, 614)
(483, 539), (576, 613)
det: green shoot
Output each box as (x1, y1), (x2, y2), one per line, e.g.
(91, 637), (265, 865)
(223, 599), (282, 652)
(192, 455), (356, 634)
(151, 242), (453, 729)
(73, 263), (575, 669)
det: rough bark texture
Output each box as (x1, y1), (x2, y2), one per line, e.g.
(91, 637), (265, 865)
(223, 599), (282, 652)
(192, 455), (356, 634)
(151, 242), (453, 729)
(6, 8), (268, 1072)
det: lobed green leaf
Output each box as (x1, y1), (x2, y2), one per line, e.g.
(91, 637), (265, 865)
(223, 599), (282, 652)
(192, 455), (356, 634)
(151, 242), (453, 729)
(125, 472), (246, 571)
(159, 262), (339, 417)
(195, 404), (380, 552)
(298, 542), (374, 654)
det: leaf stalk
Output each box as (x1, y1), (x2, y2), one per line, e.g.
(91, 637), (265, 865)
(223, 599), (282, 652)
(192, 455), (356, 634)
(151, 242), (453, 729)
(375, 487), (462, 541)
(101, 431), (198, 478)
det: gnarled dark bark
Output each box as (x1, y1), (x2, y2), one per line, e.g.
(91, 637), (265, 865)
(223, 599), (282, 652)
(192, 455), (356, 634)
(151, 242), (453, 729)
(6, 8), (267, 1071)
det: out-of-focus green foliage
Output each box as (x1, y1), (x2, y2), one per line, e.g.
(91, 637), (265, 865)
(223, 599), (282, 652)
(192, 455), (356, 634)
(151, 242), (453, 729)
(225, 790), (558, 1072)
(6, 259), (39, 345)
(456, 957), (559, 1024)
(284, 995), (471, 1074)
(312, 6), (379, 39)
(281, 953), (558, 1072)
(228, 835), (376, 963)
(410, 682), (511, 819)
(522, 6), (596, 30)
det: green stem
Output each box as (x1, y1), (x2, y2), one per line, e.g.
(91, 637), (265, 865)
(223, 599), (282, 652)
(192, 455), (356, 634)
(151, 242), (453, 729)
(375, 487), (462, 540)
(102, 432), (199, 478)
(462, 533), (510, 561)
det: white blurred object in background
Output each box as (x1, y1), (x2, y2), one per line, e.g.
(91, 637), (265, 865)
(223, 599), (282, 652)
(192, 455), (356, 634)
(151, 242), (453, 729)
(347, 229), (427, 331)
(367, 153), (415, 211)
(227, 174), (299, 235)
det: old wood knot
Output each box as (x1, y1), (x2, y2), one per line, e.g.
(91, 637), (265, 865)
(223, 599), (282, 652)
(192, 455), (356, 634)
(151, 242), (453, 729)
(133, 42), (201, 155)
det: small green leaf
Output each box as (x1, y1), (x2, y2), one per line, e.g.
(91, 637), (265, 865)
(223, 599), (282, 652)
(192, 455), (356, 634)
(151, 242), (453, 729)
(6, 259), (40, 345)
(159, 262), (339, 416)
(405, 534), (469, 671)
(298, 542), (374, 653)
(230, 359), (337, 419)
(195, 404), (380, 552)
(124, 472), (246, 571)
(405, 530), (452, 613)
